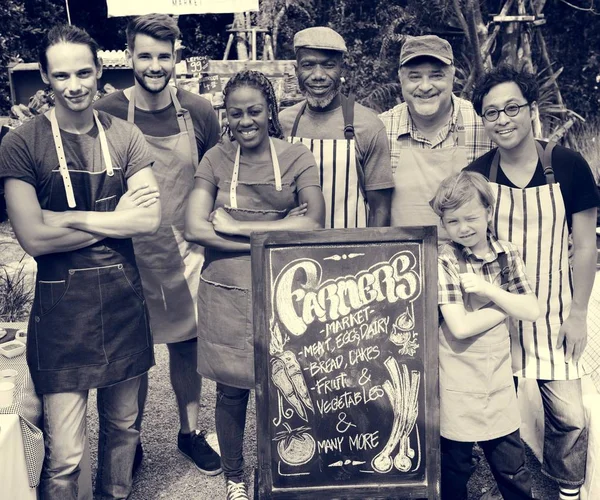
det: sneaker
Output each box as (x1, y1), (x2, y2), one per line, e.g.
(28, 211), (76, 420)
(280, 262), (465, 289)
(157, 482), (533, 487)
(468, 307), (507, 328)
(177, 429), (222, 476)
(226, 478), (249, 500)
(480, 484), (503, 500)
(132, 443), (143, 478)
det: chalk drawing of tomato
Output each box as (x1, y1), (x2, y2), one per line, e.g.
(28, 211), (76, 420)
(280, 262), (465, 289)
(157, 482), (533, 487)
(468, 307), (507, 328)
(273, 423), (316, 466)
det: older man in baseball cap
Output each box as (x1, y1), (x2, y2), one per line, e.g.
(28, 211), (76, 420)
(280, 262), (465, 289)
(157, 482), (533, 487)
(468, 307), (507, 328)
(379, 34), (493, 240)
(279, 26), (394, 229)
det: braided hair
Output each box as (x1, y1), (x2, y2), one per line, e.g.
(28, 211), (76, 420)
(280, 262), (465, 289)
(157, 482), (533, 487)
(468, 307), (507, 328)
(222, 70), (284, 140)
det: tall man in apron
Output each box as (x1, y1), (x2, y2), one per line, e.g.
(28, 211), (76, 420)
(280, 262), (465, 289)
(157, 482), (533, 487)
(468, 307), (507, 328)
(95, 14), (222, 475)
(467, 65), (599, 500)
(279, 27), (394, 228)
(0, 25), (159, 499)
(379, 35), (493, 241)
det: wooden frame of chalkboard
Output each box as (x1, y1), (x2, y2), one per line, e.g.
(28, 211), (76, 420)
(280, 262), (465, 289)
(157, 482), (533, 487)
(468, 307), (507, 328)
(252, 227), (440, 500)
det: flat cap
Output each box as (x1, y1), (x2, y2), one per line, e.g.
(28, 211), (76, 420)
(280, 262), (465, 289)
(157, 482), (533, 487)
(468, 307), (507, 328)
(293, 27), (347, 53)
(400, 35), (453, 66)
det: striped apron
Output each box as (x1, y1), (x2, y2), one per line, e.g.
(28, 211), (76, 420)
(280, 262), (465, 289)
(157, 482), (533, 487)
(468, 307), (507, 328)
(287, 95), (368, 228)
(489, 141), (579, 380)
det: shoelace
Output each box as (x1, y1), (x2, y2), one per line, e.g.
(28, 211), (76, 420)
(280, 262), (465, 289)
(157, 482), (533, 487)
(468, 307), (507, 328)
(226, 480), (249, 500)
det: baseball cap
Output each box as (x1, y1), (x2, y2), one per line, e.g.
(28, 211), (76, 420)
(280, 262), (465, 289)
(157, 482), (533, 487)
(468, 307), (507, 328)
(400, 35), (454, 66)
(293, 27), (347, 53)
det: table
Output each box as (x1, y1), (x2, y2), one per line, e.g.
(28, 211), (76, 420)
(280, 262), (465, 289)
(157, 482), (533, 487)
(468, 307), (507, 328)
(0, 322), (93, 499)
(0, 413), (37, 499)
(0, 322), (44, 489)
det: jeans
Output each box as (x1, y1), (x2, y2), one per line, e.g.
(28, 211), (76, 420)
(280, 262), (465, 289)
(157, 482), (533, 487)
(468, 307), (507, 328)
(535, 378), (588, 487)
(215, 383), (250, 480)
(441, 430), (533, 500)
(40, 376), (142, 500)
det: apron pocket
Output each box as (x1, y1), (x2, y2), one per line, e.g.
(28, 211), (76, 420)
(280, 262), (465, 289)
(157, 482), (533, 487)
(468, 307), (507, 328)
(198, 277), (251, 351)
(34, 264), (150, 371)
(38, 280), (67, 316)
(95, 195), (117, 212)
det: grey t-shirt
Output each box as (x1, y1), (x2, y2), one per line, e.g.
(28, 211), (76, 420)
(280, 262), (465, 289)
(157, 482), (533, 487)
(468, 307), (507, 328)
(0, 111), (152, 207)
(279, 100), (394, 192)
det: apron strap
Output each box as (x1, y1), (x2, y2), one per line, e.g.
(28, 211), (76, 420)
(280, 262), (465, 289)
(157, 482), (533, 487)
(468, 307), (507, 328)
(452, 110), (465, 148)
(230, 138), (282, 209)
(170, 86), (200, 168)
(341, 94), (355, 140)
(535, 140), (556, 185)
(490, 141), (556, 185)
(49, 108), (113, 209)
(290, 94), (356, 139)
(290, 100), (308, 137)
(127, 86), (199, 168)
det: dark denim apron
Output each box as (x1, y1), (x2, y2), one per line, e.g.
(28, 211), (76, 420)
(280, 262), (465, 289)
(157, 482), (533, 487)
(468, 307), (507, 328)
(27, 109), (154, 394)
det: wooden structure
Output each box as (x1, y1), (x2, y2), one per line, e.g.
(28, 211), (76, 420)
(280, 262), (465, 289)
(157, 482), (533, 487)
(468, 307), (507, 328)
(461, 0), (581, 142)
(223, 12), (275, 61)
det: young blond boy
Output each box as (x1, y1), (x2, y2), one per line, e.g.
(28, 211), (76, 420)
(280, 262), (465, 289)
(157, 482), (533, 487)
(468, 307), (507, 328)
(432, 171), (539, 500)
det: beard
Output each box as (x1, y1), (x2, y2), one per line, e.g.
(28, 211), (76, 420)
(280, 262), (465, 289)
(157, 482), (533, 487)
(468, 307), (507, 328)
(299, 78), (341, 109)
(133, 69), (171, 94)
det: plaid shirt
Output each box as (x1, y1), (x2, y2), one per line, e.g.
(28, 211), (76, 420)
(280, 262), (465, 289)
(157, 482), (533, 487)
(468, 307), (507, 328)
(379, 94), (494, 174)
(438, 234), (533, 306)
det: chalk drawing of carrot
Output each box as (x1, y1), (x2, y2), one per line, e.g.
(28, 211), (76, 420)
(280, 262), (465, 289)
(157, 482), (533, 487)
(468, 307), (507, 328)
(279, 350), (315, 414)
(272, 357), (307, 421)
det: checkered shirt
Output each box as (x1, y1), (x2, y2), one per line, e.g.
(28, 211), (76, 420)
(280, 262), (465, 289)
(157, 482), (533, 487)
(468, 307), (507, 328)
(379, 94), (494, 174)
(438, 235), (534, 306)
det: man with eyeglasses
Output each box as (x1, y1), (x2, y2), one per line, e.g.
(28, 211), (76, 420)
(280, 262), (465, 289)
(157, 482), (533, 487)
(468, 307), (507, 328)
(379, 35), (493, 241)
(466, 65), (599, 500)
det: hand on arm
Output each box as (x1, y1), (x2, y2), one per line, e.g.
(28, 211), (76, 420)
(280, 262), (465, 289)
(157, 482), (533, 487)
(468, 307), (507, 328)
(44, 167), (162, 238)
(367, 188), (392, 227)
(459, 272), (540, 322)
(4, 179), (104, 257)
(184, 178), (250, 251)
(557, 207), (597, 363)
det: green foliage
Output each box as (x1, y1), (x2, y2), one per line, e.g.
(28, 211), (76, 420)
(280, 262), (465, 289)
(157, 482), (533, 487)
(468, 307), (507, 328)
(0, 254), (33, 322)
(1, 0), (599, 122)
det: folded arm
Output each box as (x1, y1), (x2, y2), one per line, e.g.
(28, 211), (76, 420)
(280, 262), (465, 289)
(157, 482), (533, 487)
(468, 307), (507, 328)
(459, 272), (540, 322)
(184, 178), (251, 251)
(440, 303), (509, 340)
(5, 178), (105, 257)
(217, 185), (325, 237)
(42, 167), (161, 239)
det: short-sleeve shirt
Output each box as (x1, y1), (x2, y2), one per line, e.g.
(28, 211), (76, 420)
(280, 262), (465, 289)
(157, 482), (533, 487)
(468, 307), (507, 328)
(379, 94), (494, 174)
(438, 235), (533, 307)
(279, 101), (394, 192)
(466, 144), (600, 229)
(0, 111), (152, 207)
(195, 137), (320, 212)
(94, 88), (220, 161)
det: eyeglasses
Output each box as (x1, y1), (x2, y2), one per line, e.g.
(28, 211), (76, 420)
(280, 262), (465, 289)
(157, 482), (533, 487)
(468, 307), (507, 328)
(482, 102), (529, 122)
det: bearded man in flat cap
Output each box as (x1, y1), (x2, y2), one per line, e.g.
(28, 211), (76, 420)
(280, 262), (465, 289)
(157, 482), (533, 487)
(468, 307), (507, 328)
(279, 26), (394, 229)
(379, 35), (493, 241)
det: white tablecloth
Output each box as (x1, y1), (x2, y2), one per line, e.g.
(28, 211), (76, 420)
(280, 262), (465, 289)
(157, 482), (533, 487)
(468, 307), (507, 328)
(0, 413), (37, 499)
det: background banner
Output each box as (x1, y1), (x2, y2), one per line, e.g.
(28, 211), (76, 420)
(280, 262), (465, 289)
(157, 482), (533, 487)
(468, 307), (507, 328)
(106, 0), (259, 17)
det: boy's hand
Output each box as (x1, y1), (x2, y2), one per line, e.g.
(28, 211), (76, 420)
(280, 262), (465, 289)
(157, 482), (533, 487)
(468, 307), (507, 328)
(459, 273), (492, 297)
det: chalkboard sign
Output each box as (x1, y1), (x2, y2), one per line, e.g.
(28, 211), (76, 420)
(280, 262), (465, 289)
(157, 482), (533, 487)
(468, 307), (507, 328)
(252, 227), (440, 500)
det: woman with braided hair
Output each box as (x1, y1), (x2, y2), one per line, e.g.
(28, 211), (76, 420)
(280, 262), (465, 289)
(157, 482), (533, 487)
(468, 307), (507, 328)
(185, 70), (324, 499)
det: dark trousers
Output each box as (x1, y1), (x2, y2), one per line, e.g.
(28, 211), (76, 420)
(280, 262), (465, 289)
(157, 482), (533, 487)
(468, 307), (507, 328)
(215, 383), (250, 480)
(441, 430), (533, 500)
